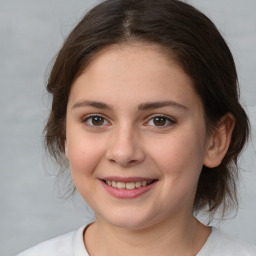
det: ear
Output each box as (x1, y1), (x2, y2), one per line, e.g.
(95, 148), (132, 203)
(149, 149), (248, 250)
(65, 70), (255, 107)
(62, 128), (69, 160)
(65, 140), (69, 160)
(203, 113), (235, 168)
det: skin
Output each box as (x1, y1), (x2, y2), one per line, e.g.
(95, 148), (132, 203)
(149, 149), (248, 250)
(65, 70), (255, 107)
(65, 42), (234, 256)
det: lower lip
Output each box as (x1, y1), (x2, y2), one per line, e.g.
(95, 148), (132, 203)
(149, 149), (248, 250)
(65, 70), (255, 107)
(100, 180), (156, 199)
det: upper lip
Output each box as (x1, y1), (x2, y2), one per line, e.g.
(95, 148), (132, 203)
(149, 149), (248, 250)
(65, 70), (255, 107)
(100, 176), (157, 183)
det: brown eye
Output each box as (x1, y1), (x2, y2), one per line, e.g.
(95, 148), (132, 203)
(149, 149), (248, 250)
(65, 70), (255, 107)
(153, 117), (167, 126)
(83, 115), (108, 126)
(146, 115), (175, 128)
(91, 116), (104, 126)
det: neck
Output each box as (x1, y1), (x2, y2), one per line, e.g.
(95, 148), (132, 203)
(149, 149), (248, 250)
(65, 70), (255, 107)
(84, 215), (211, 256)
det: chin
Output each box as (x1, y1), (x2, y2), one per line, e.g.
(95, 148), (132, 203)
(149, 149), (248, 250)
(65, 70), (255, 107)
(98, 208), (159, 231)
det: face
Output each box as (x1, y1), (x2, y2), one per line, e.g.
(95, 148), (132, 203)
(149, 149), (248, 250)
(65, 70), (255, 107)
(65, 43), (211, 230)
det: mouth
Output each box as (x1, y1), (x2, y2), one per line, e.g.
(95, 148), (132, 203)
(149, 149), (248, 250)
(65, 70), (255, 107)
(100, 178), (158, 198)
(103, 180), (156, 190)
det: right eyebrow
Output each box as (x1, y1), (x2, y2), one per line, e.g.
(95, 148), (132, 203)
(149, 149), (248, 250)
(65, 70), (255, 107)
(71, 100), (112, 110)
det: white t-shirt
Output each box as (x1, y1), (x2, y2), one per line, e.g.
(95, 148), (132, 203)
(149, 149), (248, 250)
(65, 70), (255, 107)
(17, 225), (256, 256)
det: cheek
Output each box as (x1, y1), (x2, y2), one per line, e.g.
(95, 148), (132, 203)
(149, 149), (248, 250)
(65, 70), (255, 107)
(66, 135), (105, 177)
(148, 132), (205, 177)
(149, 133), (206, 208)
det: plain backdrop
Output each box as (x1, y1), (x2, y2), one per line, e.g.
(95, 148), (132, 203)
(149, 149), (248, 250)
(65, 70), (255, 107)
(0, 1), (255, 255)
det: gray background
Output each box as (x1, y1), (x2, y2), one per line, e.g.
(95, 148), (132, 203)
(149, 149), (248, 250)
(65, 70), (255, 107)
(0, 1), (255, 255)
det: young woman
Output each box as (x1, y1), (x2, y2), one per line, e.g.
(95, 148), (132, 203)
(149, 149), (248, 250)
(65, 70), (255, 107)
(18, 0), (256, 255)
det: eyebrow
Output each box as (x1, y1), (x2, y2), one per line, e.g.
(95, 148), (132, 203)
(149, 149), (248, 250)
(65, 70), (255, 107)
(72, 100), (111, 110)
(71, 100), (188, 111)
(138, 100), (188, 111)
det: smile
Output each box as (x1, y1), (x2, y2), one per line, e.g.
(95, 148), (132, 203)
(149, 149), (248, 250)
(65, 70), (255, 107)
(101, 178), (157, 199)
(104, 180), (154, 190)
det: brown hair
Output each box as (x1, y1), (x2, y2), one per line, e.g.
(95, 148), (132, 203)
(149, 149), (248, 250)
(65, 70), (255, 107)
(45, 0), (250, 217)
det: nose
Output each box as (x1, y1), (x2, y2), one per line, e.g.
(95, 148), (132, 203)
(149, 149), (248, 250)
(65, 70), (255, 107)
(106, 126), (145, 167)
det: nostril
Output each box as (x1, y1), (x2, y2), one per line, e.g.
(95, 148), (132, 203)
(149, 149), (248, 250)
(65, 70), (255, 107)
(108, 158), (140, 167)
(105, 137), (146, 166)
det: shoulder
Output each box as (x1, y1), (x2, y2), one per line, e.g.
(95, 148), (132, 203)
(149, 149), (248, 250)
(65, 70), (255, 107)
(198, 227), (256, 256)
(17, 231), (74, 256)
(17, 225), (88, 256)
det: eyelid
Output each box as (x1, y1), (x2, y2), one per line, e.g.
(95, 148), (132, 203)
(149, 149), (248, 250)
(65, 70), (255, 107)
(144, 114), (176, 127)
(81, 113), (176, 128)
(81, 114), (110, 127)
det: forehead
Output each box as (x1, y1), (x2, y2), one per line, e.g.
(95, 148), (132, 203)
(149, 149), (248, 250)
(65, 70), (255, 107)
(84, 42), (178, 78)
(69, 42), (202, 112)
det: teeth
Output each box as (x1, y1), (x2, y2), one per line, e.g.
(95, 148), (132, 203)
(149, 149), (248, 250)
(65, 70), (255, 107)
(112, 180), (117, 188)
(116, 182), (126, 189)
(142, 181), (147, 187)
(105, 180), (153, 189)
(126, 182), (135, 189)
(135, 181), (142, 188)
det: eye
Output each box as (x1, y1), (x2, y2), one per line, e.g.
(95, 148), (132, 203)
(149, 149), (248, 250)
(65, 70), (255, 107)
(146, 115), (175, 127)
(82, 115), (109, 127)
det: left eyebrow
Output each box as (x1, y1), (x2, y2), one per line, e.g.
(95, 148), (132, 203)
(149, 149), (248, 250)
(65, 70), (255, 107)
(138, 100), (188, 111)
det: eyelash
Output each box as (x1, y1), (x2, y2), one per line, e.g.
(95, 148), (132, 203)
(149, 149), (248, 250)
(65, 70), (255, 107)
(82, 114), (110, 127)
(144, 114), (176, 128)
(82, 114), (176, 128)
